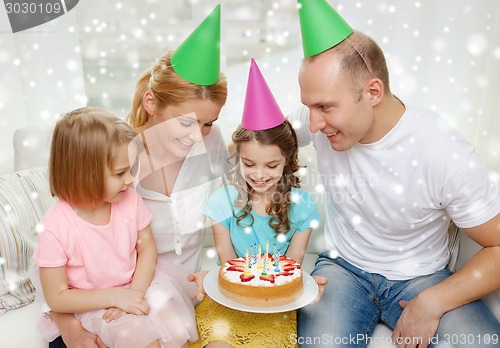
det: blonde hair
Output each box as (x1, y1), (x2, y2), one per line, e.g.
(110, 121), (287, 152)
(127, 51), (228, 129)
(49, 107), (136, 207)
(229, 120), (301, 235)
(307, 31), (390, 100)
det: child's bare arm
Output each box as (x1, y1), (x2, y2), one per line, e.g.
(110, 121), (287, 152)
(40, 266), (149, 315)
(212, 220), (237, 264)
(287, 228), (327, 302)
(129, 224), (158, 295)
(285, 228), (313, 264)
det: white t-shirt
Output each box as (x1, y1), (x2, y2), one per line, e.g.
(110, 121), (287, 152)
(289, 104), (500, 280)
(133, 124), (228, 273)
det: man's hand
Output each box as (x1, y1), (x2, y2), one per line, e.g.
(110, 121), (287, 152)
(311, 275), (328, 303)
(391, 295), (442, 348)
(187, 271), (208, 301)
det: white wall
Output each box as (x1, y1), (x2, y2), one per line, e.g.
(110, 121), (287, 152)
(0, 5), (85, 172)
(223, 1), (500, 174)
(1, 0), (499, 175)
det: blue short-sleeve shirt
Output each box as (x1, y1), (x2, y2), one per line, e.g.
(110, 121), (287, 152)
(205, 185), (320, 258)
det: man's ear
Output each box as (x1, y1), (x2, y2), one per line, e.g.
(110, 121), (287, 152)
(143, 90), (156, 114)
(366, 78), (384, 106)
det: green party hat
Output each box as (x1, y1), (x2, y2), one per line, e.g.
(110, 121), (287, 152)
(171, 5), (221, 85)
(297, 0), (354, 57)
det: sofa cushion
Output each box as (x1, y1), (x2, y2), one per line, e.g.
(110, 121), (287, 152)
(0, 167), (55, 315)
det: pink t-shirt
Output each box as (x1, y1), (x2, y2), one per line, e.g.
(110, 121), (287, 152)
(34, 188), (153, 290)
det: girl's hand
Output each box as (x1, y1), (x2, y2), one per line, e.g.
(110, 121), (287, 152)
(102, 307), (127, 323)
(187, 271), (208, 301)
(312, 275), (328, 303)
(112, 288), (150, 315)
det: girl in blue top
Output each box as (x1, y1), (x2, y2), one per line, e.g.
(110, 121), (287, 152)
(206, 119), (320, 263)
(196, 118), (320, 348)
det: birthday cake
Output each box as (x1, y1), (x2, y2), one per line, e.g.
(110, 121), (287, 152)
(218, 252), (303, 307)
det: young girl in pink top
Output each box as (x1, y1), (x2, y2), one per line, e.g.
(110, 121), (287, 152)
(34, 107), (177, 348)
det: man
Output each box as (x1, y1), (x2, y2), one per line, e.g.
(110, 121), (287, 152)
(292, 1), (500, 347)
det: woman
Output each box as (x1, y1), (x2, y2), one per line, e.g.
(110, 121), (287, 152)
(47, 5), (228, 348)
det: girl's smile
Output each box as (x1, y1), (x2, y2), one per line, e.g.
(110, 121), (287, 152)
(239, 139), (286, 195)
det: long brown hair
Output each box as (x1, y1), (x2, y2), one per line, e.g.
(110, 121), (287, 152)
(127, 51), (228, 129)
(229, 119), (301, 235)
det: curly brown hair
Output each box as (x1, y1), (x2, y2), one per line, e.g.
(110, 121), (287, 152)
(228, 119), (302, 235)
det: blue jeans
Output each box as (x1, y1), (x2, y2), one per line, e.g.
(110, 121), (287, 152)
(297, 253), (500, 347)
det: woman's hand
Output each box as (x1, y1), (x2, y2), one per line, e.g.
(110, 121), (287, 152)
(312, 275), (328, 303)
(64, 330), (108, 348)
(187, 271), (209, 301)
(51, 312), (108, 348)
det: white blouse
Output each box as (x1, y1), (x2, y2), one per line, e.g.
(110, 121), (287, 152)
(133, 125), (229, 273)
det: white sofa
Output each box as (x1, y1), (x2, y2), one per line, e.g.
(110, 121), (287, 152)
(1, 126), (499, 348)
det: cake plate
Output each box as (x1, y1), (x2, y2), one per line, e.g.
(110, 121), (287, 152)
(203, 267), (319, 313)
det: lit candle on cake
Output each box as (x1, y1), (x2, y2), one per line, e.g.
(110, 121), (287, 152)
(253, 243), (257, 264)
(265, 241), (270, 267)
(257, 244), (262, 269)
(273, 243), (277, 266)
(274, 249), (281, 272)
(262, 243), (268, 275)
(244, 249), (250, 273)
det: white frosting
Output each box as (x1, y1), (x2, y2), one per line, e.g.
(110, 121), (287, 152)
(222, 256), (301, 287)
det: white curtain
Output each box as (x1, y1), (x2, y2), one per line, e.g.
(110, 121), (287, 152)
(0, 0), (498, 174)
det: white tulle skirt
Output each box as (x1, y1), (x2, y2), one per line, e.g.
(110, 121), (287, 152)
(36, 253), (199, 348)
